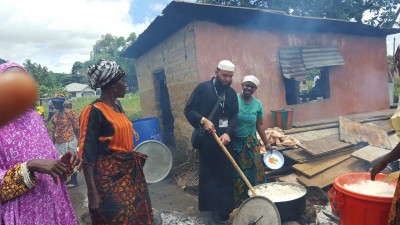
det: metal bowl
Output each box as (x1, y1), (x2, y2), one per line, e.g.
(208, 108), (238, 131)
(134, 140), (173, 183)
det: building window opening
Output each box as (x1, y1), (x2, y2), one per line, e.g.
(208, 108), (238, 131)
(284, 68), (330, 105)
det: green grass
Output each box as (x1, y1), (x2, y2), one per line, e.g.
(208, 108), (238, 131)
(40, 93), (142, 130)
(70, 94), (142, 120)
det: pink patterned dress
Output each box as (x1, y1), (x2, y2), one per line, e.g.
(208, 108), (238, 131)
(0, 110), (77, 225)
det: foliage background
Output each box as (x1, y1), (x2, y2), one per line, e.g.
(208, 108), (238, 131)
(196, 0), (400, 28)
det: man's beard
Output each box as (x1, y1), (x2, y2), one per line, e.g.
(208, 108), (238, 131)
(215, 76), (231, 92)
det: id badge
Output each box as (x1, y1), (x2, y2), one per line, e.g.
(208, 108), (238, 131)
(219, 117), (229, 128)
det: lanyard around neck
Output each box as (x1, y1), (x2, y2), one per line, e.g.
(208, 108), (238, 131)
(213, 78), (225, 110)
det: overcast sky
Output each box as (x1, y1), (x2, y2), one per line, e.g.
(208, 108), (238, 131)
(0, 0), (398, 73)
(0, 0), (177, 73)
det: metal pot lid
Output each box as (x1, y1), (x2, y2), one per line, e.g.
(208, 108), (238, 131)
(134, 140), (173, 183)
(233, 196), (281, 225)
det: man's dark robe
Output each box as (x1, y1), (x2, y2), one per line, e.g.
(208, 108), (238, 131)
(184, 77), (238, 218)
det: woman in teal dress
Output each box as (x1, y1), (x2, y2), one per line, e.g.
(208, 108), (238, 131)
(233, 75), (272, 204)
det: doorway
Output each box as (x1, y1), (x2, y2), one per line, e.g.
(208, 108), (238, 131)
(153, 70), (176, 149)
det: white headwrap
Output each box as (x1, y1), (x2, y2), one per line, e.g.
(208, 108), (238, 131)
(217, 60), (235, 72)
(242, 75), (260, 87)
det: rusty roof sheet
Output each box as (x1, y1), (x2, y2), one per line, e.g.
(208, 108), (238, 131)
(279, 45), (344, 80)
(302, 45), (345, 69)
(279, 46), (307, 80)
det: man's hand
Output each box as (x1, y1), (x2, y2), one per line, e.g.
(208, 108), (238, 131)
(370, 161), (388, 181)
(203, 118), (216, 134)
(220, 133), (231, 145)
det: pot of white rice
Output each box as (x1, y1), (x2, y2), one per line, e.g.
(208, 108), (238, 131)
(248, 182), (307, 222)
(328, 172), (396, 225)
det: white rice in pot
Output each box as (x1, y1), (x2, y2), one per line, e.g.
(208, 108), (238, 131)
(250, 183), (307, 202)
(343, 180), (396, 197)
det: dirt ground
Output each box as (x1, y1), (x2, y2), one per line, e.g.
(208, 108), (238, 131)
(67, 169), (338, 225)
(68, 172), (212, 224)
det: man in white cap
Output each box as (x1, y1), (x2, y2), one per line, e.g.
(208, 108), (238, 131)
(184, 60), (238, 224)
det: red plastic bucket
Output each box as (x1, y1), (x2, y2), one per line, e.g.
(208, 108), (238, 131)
(328, 173), (396, 225)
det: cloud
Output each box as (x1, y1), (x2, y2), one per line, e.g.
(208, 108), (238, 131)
(387, 33), (400, 55)
(0, 0), (137, 73)
(150, 3), (167, 13)
(1, 0), (396, 74)
(131, 17), (155, 36)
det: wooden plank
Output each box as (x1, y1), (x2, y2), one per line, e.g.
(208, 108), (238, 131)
(359, 117), (393, 123)
(292, 154), (351, 177)
(284, 124), (338, 135)
(346, 109), (395, 121)
(264, 166), (294, 180)
(282, 148), (314, 163)
(366, 120), (394, 133)
(296, 158), (366, 188)
(292, 109), (395, 128)
(299, 134), (352, 156)
(339, 117), (391, 149)
(389, 134), (400, 148)
(265, 166), (293, 176)
(287, 128), (338, 142)
(287, 118), (391, 135)
(351, 146), (391, 163)
(277, 173), (302, 184)
(283, 145), (357, 163)
(292, 118), (337, 128)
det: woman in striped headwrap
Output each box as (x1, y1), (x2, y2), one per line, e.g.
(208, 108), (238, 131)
(78, 60), (153, 225)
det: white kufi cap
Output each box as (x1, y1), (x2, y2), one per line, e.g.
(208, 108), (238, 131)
(242, 75), (260, 87)
(217, 60), (235, 72)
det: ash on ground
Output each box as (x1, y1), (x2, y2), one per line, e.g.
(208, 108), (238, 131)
(160, 211), (210, 225)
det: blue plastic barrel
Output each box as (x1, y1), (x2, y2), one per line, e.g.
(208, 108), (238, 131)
(132, 117), (163, 146)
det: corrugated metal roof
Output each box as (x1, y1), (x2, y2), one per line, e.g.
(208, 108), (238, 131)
(64, 83), (90, 92)
(122, 1), (400, 59)
(279, 46), (307, 80)
(302, 45), (345, 69)
(279, 45), (344, 80)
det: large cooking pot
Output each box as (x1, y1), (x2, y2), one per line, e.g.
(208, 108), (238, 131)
(248, 182), (307, 222)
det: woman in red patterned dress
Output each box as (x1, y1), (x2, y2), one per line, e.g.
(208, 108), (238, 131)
(78, 60), (153, 225)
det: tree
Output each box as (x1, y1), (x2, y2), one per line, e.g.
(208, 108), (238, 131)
(49, 73), (76, 87)
(196, 0), (267, 8)
(71, 61), (84, 75)
(71, 32), (139, 92)
(71, 61), (89, 84)
(23, 59), (52, 87)
(0, 58), (6, 64)
(197, 0), (400, 28)
(38, 85), (51, 99)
